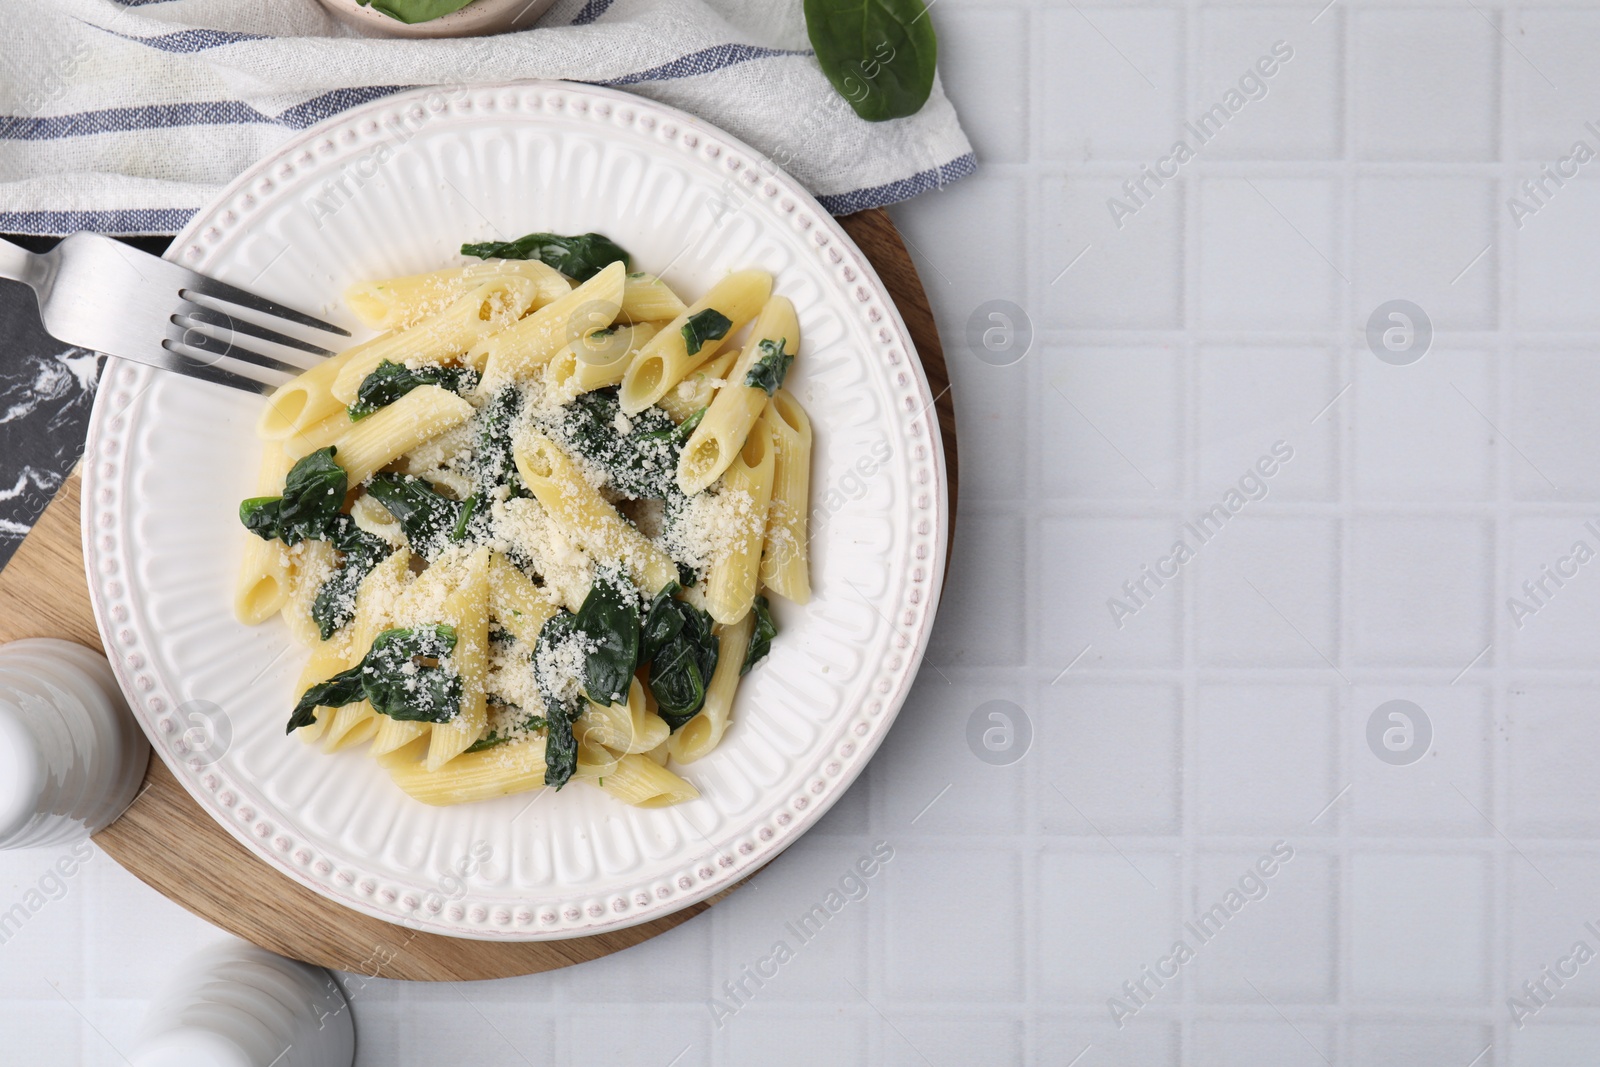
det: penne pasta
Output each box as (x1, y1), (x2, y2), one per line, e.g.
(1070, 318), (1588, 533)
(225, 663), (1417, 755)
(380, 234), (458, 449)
(543, 322), (660, 405)
(487, 552), (561, 645)
(677, 295), (799, 495)
(380, 735), (546, 806)
(330, 277), (540, 403)
(235, 447), (294, 625)
(513, 431), (679, 594)
(656, 344), (739, 424)
(329, 385), (474, 487)
(240, 234), (814, 810)
(619, 272), (687, 323)
(669, 610), (755, 763)
(471, 262), (626, 395)
(598, 754), (700, 807)
(704, 425), (777, 624)
(345, 260), (570, 331)
(757, 391), (813, 603)
(618, 270), (772, 413)
(576, 678), (670, 755)
(425, 548), (490, 771)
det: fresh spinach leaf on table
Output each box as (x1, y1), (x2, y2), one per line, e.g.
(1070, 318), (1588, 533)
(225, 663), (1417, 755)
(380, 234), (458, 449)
(804, 0), (938, 122)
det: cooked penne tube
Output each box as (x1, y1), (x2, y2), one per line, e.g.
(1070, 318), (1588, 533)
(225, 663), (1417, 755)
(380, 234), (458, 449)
(235, 447), (293, 625)
(367, 557), (464, 757)
(757, 391), (813, 603)
(318, 549), (411, 751)
(618, 270), (772, 413)
(704, 426), (777, 624)
(487, 552), (560, 645)
(380, 735), (547, 806)
(599, 754), (700, 807)
(656, 344), (738, 424)
(619, 272), (687, 323)
(256, 346), (366, 441)
(677, 295), (799, 495)
(330, 385), (474, 487)
(330, 277), (539, 403)
(345, 260), (570, 331)
(281, 410), (351, 462)
(576, 678), (670, 754)
(290, 634), (353, 746)
(281, 540), (337, 647)
(425, 547), (490, 771)
(669, 610), (755, 763)
(471, 262), (626, 394)
(543, 322), (659, 404)
(489, 497), (593, 613)
(513, 431), (679, 594)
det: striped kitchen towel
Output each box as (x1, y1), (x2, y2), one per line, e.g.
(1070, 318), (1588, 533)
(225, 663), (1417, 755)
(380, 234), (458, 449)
(0, 0), (976, 235)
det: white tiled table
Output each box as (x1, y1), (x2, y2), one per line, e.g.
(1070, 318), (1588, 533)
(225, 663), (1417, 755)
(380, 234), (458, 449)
(9, 2), (1600, 1063)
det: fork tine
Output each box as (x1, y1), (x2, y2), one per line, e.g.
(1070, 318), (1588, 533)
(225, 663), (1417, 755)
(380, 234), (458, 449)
(180, 281), (351, 338)
(162, 333), (303, 376)
(128, 350), (281, 396)
(175, 305), (335, 357)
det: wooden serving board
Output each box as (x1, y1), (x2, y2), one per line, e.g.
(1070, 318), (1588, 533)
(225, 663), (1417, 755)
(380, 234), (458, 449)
(0, 208), (956, 980)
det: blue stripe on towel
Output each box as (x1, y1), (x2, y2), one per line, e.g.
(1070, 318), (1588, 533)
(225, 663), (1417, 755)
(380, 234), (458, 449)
(814, 152), (979, 215)
(571, 0), (615, 24)
(97, 27), (271, 53)
(0, 208), (197, 235)
(0, 85), (412, 141)
(594, 43), (810, 87)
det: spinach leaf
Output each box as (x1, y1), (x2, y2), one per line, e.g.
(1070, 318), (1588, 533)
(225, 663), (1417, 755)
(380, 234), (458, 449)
(743, 338), (794, 396)
(741, 594), (779, 675)
(572, 569), (641, 706)
(356, 0), (479, 25)
(239, 497), (283, 540)
(288, 663), (365, 733)
(460, 231), (629, 282)
(465, 707), (549, 754)
(348, 360), (478, 421)
(640, 583), (720, 730)
(558, 387), (683, 499)
(475, 385), (524, 497)
(451, 493), (482, 543)
(362, 625), (463, 724)
(803, 0), (938, 122)
(310, 516), (393, 641)
(533, 611), (584, 789)
(542, 696), (582, 790)
(239, 447), (347, 546)
(365, 473), (464, 559)
(680, 309), (732, 356)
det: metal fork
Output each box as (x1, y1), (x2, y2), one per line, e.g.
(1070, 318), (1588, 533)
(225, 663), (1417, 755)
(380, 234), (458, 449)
(0, 233), (350, 395)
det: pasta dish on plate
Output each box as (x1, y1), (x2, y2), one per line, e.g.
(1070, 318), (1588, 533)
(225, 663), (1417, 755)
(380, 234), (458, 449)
(231, 232), (811, 810)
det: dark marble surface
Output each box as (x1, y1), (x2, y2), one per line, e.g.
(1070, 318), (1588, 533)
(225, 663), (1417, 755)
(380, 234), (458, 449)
(0, 235), (171, 572)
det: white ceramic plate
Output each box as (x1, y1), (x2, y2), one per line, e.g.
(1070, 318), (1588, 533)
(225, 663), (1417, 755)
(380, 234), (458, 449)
(81, 81), (947, 940)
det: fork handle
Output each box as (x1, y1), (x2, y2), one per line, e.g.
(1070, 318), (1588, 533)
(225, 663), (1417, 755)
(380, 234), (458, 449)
(0, 237), (43, 288)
